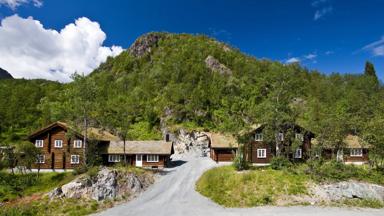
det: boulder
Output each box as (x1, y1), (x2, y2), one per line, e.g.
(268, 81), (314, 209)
(91, 168), (118, 201)
(48, 167), (154, 201)
(312, 181), (384, 201)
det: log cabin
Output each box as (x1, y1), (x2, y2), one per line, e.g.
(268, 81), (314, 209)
(100, 140), (174, 168)
(28, 121), (119, 170)
(244, 124), (315, 165)
(209, 133), (239, 162)
(314, 134), (370, 165)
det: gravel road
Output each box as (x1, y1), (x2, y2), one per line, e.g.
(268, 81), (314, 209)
(95, 155), (384, 216)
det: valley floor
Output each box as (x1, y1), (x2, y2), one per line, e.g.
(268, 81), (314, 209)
(95, 154), (384, 216)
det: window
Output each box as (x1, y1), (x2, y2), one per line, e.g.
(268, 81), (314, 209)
(295, 133), (304, 141)
(35, 140), (44, 148)
(147, 155), (159, 162)
(278, 133), (284, 141)
(255, 133), (263, 141)
(36, 154), (45, 163)
(73, 140), (82, 148)
(257, 149), (267, 158)
(71, 155), (80, 164)
(294, 148), (302, 158)
(350, 148), (363, 157)
(108, 155), (121, 163)
(54, 140), (63, 148)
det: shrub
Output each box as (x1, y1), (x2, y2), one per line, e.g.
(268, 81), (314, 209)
(232, 148), (249, 171)
(72, 165), (88, 176)
(270, 156), (291, 170)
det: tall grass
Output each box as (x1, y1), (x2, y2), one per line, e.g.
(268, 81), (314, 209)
(196, 166), (307, 207)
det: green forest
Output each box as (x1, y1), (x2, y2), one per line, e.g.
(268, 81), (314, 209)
(0, 32), (383, 165)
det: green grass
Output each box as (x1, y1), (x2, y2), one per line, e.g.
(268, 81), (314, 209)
(294, 160), (384, 185)
(1, 198), (102, 216)
(0, 171), (75, 202)
(196, 166), (308, 207)
(196, 162), (384, 208)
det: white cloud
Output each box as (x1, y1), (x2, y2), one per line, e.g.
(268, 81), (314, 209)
(304, 53), (317, 60)
(0, 15), (123, 82)
(362, 36), (384, 56)
(0, 0), (42, 10)
(314, 6), (333, 20)
(285, 57), (300, 64)
(325, 50), (334, 55)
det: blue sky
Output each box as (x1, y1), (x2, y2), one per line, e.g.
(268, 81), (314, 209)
(0, 0), (383, 81)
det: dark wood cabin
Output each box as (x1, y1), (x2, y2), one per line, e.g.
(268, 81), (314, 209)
(209, 133), (238, 162)
(316, 134), (370, 165)
(28, 121), (118, 170)
(100, 140), (174, 169)
(244, 124), (314, 165)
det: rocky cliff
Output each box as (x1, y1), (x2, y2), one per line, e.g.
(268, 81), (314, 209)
(49, 167), (155, 201)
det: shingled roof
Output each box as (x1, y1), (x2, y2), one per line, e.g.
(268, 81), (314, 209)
(209, 133), (239, 149)
(102, 140), (174, 155)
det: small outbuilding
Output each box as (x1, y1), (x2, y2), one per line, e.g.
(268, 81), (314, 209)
(209, 133), (239, 162)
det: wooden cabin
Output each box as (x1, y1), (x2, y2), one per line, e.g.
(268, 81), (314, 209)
(244, 124), (314, 165)
(209, 133), (239, 162)
(101, 140), (174, 169)
(28, 121), (119, 170)
(316, 134), (370, 165)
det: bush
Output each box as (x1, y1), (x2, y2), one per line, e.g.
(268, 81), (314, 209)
(270, 156), (291, 170)
(73, 165), (88, 176)
(232, 153), (249, 171)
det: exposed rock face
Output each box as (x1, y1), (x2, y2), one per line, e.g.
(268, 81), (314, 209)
(172, 129), (210, 158)
(311, 181), (384, 201)
(205, 55), (232, 75)
(128, 33), (164, 57)
(91, 168), (118, 201)
(49, 167), (154, 201)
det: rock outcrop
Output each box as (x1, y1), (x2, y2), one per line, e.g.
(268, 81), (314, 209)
(311, 181), (384, 201)
(171, 129), (210, 158)
(205, 55), (232, 75)
(128, 33), (164, 57)
(48, 167), (154, 201)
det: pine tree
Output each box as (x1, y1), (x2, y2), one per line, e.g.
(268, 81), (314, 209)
(364, 61), (377, 77)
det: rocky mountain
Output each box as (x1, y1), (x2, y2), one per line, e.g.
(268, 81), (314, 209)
(0, 67), (13, 79)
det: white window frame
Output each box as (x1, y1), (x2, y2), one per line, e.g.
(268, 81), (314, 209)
(73, 140), (82, 148)
(255, 133), (263, 141)
(71, 155), (80, 164)
(35, 140), (44, 148)
(295, 133), (304, 141)
(36, 154), (45, 163)
(108, 155), (121, 163)
(257, 149), (267, 158)
(147, 155), (159, 162)
(350, 148), (363, 157)
(54, 140), (63, 148)
(294, 148), (302, 158)
(278, 133), (284, 141)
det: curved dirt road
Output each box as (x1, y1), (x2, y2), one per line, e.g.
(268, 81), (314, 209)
(96, 156), (384, 216)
